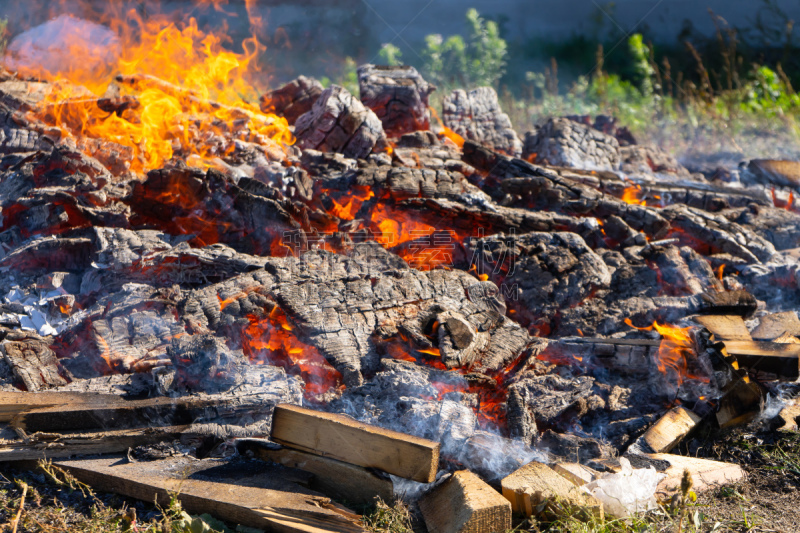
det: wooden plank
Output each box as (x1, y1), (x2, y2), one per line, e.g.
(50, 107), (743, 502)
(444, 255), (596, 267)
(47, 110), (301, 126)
(552, 463), (599, 487)
(0, 426), (189, 462)
(649, 454), (745, 496)
(501, 461), (603, 520)
(270, 404), (439, 483)
(722, 340), (800, 380)
(751, 312), (800, 341)
(237, 439), (393, 505)
(716, 379), (763, 429)
(55, 455), (366, 533)
(0, 391), (119, 422)
(693, 315), (752, 341)
(11, 394), (276, 432)
(419, 470), (510, 533)
(638, 407), (702, 453)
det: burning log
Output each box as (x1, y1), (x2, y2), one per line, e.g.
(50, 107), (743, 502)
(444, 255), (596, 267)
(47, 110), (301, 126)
(261, 75), (324, 124)
(442, 87), (522, 156)
(419, 470), (511, 533)
(523, 118), (620, 171)
(693, 315), (752, 341)
(633, 406), (702, 454)
(501, 461), (604, 519)
(294, 85), (388, 159)
(270, 404), (440, 483)
(55, 455), (367, 533)
(237, 439), (393, 505)
(358, 64), (435, 137)
(721, 340), (800, 380)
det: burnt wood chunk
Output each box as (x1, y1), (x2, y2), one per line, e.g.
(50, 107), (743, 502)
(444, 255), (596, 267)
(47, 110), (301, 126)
(636, 406), (702, 453)
(523, 118), (620, 171)
(270, 403), (440, 483)
(238, 439), (393, 505)
(260, 75), (324, 124)
(715, 379), (763, 428)
(0, 391), (118, 422)
(419, 470), (511, 533)
(501, 461), (604, 519)
(722, 340), (800, 380)
(743, 159), (800, 190)
(696, 290), (758, 318)
(358, 64), (434, 137)
(751, 312), (800, 341)
(443, 87), (521, 156)
(693, 315), (752, 341)
(0, 332), (69, 391)
(55, 455), (366, 533)
(295, 85), (388, 159)
(619, 145), (689, 176)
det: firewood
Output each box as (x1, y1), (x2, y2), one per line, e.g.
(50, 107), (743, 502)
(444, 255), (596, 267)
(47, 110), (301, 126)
(419, 471), (511, 533)
(715, 378), (763, 428)
(0, 333), (69, 391)
(294, 85), (388, 159)
(0, 425), (189, 461)
(237, 439), (393, 505)
(648, 453), (745, 495)
(721, 340), (800, 380)
(501, 461), (604, 520)
(634, 406), (702, 453)
(442, 88), (521, 156)
(55, 455), (366, 533)
(552, 463), (599, 487)
(262, 76), (324, 124)
(696, 290), (758, 318)
(751, 311), (800, 342)
(523, 118), (619, 171)
(270, 404), (440, 483)
(358, 64), (434, 137)
(10, 393), (279, 433)
(693, 315), (752, 341)
(743, 159), (800, 190)
(0, 391), (118, 422)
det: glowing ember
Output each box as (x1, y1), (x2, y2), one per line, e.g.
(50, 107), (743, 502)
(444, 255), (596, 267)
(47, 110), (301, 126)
(242, 307), (343, 402)
(621, 184), (646, 206)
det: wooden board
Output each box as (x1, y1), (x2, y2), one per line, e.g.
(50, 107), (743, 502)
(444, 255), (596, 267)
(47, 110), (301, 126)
(0, 391), (119, 422)
(55, 455), (366, 533)
(722, 341), (800, 380)
(419, 470), (510, 533)
(649, 454), (745, 496)
(693, 315), (752, 341)
(501, 461), (603, 520)
(639, 407), (702, 453)
(237, 439), (393, 505)
(0, 426), (188, 462)
(11, 394), (276, 432)
(552, 463), (599, 487)
(270, 404), (439, 483)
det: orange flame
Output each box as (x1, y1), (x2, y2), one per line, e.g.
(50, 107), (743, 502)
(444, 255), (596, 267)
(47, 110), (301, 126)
(621, 184), (646, 206)
(18, 9), (292, 173)
(429, 106), (464, 148)
(625, 318), (708, 386)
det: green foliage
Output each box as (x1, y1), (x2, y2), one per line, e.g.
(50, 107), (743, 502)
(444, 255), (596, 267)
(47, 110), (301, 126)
(0, 18), (7, 55)
(421, 8), (507, 89)
(377, 43), (403, 66)
(627, 33), (655, 97)
(740, 65), (800, 114)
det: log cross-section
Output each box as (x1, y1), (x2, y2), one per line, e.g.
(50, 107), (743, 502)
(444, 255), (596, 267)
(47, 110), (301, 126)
(270, 404), (440, 483)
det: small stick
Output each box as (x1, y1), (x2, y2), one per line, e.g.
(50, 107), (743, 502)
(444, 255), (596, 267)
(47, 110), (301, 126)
(11, 482), (28, 533)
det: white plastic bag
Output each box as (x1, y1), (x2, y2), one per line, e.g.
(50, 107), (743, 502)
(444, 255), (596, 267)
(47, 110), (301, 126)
(583, 457), (666, 518)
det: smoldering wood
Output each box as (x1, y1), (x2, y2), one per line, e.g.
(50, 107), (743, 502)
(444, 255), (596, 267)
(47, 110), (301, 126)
(419, 470), (511, 533)
(523, 118), (620, 171)
(261, 76), (324, 124)
(358, 64), (435, 137)
(742, 159), (800, 190)
(750, 311), (800, 341)
(294, 85), (388, 160)
(237, 439), (394, 505)
(715, 379), (763, 428)
(721, 340), (800, 380)
(55, 455), (367, 533)
(270, 403), (440, 483)
(442, 87), (522, 156)
(693, 315), (752, 341)
(696, 290), (758, 318)
(1, 331), (70, 391)
(0, 425), (189, 461)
